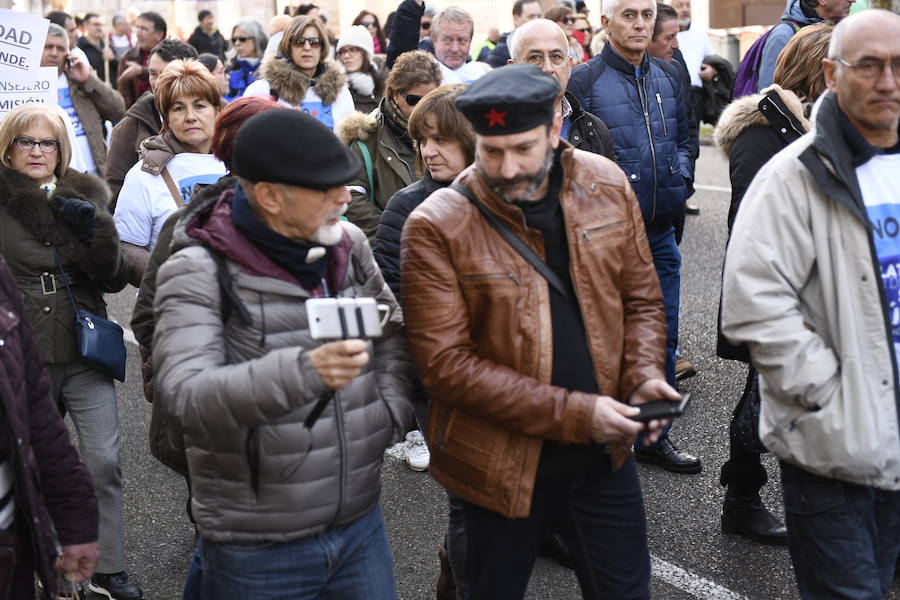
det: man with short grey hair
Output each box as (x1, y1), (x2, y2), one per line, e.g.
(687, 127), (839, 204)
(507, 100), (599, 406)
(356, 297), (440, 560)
(722, 9), (900, 598)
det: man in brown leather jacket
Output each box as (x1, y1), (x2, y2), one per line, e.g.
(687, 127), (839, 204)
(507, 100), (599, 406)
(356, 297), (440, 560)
(401, 64), (680, 600)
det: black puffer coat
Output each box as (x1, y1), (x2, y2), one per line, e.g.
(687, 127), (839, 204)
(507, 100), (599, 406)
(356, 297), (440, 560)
(372, 172), (445, 303)
(0, 256), (98, 598)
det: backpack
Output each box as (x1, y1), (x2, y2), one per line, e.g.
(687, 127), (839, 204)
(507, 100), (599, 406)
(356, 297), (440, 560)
(732, 20), (801, 98)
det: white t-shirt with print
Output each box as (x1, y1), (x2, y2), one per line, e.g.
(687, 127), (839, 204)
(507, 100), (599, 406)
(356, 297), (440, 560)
(114, 152), (226, 251)
(58, 73), (97, 175)
(859, 152), (900, 371)
(243, 78), (355, 131)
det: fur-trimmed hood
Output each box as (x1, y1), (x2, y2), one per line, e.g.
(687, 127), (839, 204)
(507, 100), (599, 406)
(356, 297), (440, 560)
(259, 56), (347, 106)
(0, 166), (123, 285)
(715, 84), (810, 159)
(335, 109), (378, 145)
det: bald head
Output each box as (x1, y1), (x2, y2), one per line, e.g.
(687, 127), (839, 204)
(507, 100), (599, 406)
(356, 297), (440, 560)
(269, 14), (291, 35)
(508, 19), (573, 103)
(509, 19), (569, 62)
(823, 9), (900, 147)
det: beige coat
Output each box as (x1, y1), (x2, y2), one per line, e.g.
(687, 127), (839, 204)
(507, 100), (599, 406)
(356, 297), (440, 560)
(67, 72), (126, 176)
(721, 91), (900, 490)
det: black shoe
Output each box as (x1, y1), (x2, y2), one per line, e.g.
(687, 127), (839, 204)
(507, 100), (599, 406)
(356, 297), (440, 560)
(635, 438), (702, 474)
(539, 531), (574, 570)
(88, 571), (143, 600)
(721, 494), (788, 546)
(685, 202), (700, 215)
(436, 545), (457, 600)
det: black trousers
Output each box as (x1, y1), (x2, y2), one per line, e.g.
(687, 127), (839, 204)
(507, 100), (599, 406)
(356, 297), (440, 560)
(460, 450), (650, 600)
(721, 365), (768, 496)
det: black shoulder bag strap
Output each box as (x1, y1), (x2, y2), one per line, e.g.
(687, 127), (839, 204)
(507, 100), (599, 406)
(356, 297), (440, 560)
(450, 183), (571, 301)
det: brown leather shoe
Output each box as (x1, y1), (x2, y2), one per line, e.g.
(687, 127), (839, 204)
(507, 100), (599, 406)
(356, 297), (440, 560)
(436, 546), (456, 600)
(675, 356), (697, 381)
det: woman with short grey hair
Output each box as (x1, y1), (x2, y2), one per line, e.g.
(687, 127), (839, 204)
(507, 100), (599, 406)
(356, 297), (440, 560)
(225, 18), (268, 101)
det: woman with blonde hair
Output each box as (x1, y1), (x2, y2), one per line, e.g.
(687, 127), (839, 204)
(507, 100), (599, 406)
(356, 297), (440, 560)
(245, 15), (354, 130)
(0, 103), (139, 599)
(712, 20), (834, 548)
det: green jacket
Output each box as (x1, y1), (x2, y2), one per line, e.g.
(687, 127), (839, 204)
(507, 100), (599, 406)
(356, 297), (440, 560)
(0, 167), (128, 364)
(337, 99), (416, 241)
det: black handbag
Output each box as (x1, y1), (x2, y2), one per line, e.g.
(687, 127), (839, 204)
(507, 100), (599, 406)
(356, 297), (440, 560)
(54, 253), (126, 382)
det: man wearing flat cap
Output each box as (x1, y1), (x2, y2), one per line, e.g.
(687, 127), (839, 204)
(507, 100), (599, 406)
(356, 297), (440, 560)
(151, 108), (414, 597)
(402, 64), (678, 598)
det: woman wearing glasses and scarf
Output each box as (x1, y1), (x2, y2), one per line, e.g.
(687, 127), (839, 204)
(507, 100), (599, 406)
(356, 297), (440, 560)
(336, 50), (441, 240)
(336, 25), (387, 114)
(0, 103), (138, 598)
(225, 19), (268, 101)
(245, 16), (354, 131)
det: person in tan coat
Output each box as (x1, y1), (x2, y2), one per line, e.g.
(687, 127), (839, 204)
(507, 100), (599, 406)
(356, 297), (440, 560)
(402, 64), (679, 600)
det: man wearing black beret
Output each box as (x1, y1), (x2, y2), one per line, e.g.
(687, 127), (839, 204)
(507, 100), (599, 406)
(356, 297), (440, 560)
(150, 108), (414, 597)
(402, 64), (679, 598)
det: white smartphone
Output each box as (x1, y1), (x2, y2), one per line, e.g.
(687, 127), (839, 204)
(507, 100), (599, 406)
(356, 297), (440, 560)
(306, 298), (386, 340)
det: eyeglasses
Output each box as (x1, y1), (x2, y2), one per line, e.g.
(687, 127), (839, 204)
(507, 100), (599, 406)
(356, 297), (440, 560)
(292, 37), (322, 49)
(420, 21), (431, 30)
(13, 137), (59, 153)
(576, 27), (592, 34)
(836, 57), (900, 80)
(232, 36), (251, 43)
(338, 46), (362, 56)
(360, 21), (377, 28)
(562, 17), (576, 24)
(404, 93), (423, 106)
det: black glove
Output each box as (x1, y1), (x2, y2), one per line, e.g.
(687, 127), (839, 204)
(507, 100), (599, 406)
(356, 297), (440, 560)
(53, 195), (97, 240)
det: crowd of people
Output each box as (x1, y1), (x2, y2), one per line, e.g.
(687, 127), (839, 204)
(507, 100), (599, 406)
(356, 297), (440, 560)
(0, 0), (898, 598)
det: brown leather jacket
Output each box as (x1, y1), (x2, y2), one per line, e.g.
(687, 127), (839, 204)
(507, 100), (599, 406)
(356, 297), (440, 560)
(401, 146), (666, 518)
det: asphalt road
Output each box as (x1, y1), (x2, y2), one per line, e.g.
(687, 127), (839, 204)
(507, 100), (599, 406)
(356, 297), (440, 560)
(86, 145), (900, 600)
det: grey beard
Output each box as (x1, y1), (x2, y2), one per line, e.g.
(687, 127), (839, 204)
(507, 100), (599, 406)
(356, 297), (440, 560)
(478, 146), (555, 204)
(311, 222), (344, 246)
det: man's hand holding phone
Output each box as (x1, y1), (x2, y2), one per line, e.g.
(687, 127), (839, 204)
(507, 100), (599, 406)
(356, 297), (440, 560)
(66, 52), (91, 84)
(309, 340), (369, 390)
(628, 379), (683, 445)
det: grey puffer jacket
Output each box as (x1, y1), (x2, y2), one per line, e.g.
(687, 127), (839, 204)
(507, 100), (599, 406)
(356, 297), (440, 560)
(152, 186), (414, 542)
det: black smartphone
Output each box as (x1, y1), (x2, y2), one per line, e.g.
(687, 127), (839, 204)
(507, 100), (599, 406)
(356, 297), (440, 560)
(630, 393), (691, 422)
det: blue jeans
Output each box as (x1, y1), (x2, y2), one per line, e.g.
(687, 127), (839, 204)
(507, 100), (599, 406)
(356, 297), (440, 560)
(200, 505), (396, 600)
(638, 225), (681, 446)
(781, 461), (900, 599)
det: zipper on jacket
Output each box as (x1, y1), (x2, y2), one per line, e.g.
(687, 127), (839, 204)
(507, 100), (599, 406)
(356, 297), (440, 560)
(328, 390), (349, 528)
(461, 273), (522, 285)
(582, 221), (626, 241)
(656, 93), (668, 137)
(636, 76), (659, 222)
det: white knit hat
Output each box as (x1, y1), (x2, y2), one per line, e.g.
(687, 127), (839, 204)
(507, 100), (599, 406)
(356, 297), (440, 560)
(336, 25), (375, 62)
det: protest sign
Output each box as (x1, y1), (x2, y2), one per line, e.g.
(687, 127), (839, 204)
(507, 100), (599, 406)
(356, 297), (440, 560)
(0, 8), (50, 72)
(0, 67), (57, 121)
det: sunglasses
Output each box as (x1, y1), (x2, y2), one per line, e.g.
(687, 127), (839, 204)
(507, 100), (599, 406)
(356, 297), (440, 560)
(360, 21), (377, 28)
(420, 21), (431, 30)
(404, 93), (423, 106)
(292, 36), (323, 48)
(232, 36), (251, 43)
(576, 27), (592, 33)
(562, 17), (576, 24)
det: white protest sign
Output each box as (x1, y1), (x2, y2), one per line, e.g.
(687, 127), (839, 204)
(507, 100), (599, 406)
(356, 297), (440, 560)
(0, 8), (50, 72)
(0, 66), (57, 122)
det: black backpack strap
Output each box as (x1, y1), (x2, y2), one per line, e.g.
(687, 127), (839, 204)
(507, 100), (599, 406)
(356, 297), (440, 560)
(204, 246), (252, 326)
(450, 183), (572, 301)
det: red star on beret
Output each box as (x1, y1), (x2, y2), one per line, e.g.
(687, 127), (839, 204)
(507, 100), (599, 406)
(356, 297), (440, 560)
(483, 108), (508, 128)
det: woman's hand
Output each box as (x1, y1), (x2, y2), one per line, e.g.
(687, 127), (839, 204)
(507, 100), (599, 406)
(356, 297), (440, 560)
(53, 196), (97, 240)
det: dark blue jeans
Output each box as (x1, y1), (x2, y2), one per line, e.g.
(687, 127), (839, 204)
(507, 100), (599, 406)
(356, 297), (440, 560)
(459, 454), (650, 600)
(781, 461), (900, 599)
(638, 225), (681, 447)
(199, 505), (396, 600)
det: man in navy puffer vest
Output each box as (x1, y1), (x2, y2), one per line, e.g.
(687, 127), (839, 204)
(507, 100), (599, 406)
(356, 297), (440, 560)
(568, 0), (700, 474)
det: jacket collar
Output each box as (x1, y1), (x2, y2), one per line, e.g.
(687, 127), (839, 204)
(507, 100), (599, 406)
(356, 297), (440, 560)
(140, 130), (188, 174)
(458, 141), (575, 235)
(600, 42), (650, 78)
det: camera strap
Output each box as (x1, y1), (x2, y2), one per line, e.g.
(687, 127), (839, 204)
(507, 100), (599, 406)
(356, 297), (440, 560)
(451, 183), (572, 301)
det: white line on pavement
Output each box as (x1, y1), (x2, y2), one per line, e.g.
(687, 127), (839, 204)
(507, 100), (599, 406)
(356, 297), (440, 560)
(651, 555), (749, 600)
(695, 184), (732, 193)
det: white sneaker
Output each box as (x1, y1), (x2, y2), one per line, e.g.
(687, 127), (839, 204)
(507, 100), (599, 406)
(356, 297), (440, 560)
(405, 430), (430, 471)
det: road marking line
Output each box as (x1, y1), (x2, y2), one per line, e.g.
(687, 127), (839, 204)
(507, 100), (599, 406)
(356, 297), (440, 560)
(695, 184), (732, 193)
(651, 555), (749, 600)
